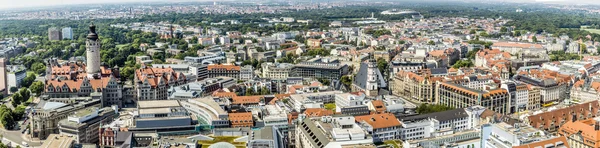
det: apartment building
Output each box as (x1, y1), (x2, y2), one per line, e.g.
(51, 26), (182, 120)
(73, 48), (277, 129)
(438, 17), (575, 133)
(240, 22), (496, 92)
(399, 106), (486, 140)
(334, 93), (370, 116)
(513, 69), (570, 104)
(355, 113), (402, 142)
(436, 82), (510, 114)
(261, 62), (294, 79)
(207, 64), (240, 79)
(134, 65), (187, 100)
(527, 101), (600, 133)
(483, 122), (548, 148)
(240, 65), (254, 80)
(6, 65), (26, 92)
(391, 69), (442, 103)
(559, 117), (600, 148)
(229, 112), (254, 128)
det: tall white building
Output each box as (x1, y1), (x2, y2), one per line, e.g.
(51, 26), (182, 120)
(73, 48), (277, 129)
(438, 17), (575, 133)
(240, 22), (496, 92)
(335, 93), (369, 116)
(6, 65), (26, 92)
(399, 106), (487, 141)
(62, 27), (73, 40)
(482, 122), (547, 148)
(86, 24), (101, 76)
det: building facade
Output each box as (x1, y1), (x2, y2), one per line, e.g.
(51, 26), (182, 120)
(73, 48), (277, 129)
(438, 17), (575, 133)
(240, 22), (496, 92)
(62, 27), (73, 40)
(240, 65), (254, 80)
(436, 82), (510, 114)
(58, 107), (117, 144)
(30, 99), (102, 139)
(6, 65), (26, 92)
(48, 27), (62, 41)
(207, 64), (240, 79)
(135, 65), (187, 100)
(291, 62), (348, 80)
(261, 63), (293, 79)
(355, 113), (402, 142)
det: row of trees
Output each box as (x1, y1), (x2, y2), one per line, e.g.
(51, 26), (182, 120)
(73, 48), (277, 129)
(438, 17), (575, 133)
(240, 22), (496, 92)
(244, 87), (271, 96)
(416, 104), (454, 114)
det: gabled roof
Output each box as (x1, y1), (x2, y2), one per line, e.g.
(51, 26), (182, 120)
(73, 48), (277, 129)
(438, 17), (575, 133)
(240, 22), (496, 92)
(304, 108), (334, 117)
(355, 113), (401, 129)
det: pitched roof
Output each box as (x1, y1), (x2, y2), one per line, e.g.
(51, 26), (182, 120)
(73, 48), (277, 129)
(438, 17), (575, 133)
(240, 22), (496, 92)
(232, 96), (262, 104)
(304, 108), (334, 117)
(493, 42), (543, 49)
(512, 136), (569, 148)
(528, 101), (600, 130)
(355, 113), (401, 129)
(207, 64), (241, 71)
(135, 66), (184, 88)
(229, 112), (253, 122)
(559, 119), (600, 147)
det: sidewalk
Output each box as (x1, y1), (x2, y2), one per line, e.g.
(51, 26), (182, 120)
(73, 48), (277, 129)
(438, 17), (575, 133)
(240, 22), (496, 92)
(21, 134), (43, 146)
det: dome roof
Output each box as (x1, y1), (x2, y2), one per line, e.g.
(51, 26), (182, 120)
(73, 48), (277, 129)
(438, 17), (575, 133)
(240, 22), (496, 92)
(87, 24), (99, 41)
(208, 142), (236, 148)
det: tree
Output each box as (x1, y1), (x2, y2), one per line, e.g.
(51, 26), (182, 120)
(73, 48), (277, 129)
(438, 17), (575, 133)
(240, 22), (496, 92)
(317, 78), (331, 86)
(398, 40), (406, 44)
(19, 88), (30, 100)
(0, 105), (14, 129)
(341, 75), (352, 88)
(532, 36), (538, 42)
(20, 73), (36, 88)
(11, 93), (22, 107)
(245, 87), (255, 96)
(324, 103), (336, 111)
(500, 26), (508, 33)
(469, 29), (476, 34)
(416, 104), (454, 114)
(190, 36), (198, 44)
(452, 60), (474, 69)
(514, 31), (521, 37)
(9, 87), (17, 94)
(427, 40), (435, 45)
(31, 62), (46, 74)
(13, 106), (26, 120)
(376, 57), (388, 76)
(260, 87), (270, 95)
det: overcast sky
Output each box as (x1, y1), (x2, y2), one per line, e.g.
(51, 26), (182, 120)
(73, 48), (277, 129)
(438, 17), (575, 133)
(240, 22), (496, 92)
(1, 0), (600, 9)
(0, 0), (195, 9)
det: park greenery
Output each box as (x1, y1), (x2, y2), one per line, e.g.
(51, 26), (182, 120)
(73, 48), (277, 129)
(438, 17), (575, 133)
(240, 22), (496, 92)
(548, 51), (582, 61)
(452, 60), (474, 69)
(324, 103), (336, 111)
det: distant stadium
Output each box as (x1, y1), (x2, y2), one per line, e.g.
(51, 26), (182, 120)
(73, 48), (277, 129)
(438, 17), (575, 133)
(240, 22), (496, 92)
(381, 9), (421, 15)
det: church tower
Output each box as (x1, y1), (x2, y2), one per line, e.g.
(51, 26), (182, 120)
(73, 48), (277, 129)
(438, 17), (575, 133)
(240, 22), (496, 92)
(365, 58), (378, 91)
(86, 24), (101, 77)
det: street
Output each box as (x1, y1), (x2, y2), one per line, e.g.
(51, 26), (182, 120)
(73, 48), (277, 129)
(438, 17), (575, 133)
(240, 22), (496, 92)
(0, 129), (42, 147)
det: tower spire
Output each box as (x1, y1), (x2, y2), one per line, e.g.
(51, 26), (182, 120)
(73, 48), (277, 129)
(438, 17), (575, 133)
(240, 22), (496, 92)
(87, 23), (98, 41)
(86, 23), (102, 78)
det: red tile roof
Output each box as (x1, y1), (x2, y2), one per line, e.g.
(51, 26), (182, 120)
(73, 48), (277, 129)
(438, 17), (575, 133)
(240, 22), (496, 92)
(355, 113), (401, 129)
